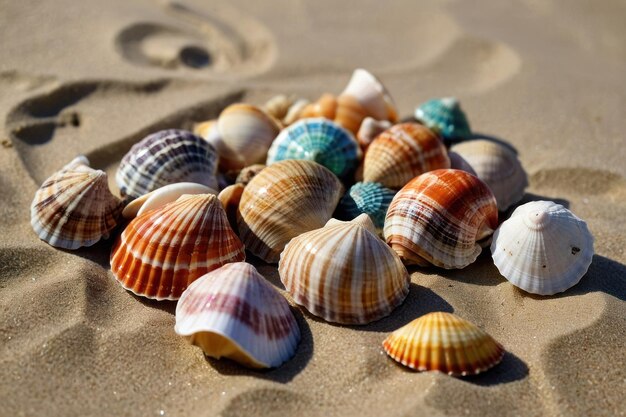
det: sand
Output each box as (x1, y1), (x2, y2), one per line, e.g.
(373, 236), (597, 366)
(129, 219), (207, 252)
(1, 0), (625, 416)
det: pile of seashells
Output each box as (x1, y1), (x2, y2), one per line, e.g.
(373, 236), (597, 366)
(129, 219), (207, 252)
(30, 69), (594, 375)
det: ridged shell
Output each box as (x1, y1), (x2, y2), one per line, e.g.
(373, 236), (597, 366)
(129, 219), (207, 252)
(116, 129), (218, 200)
(238, 160), (344, 263)
(175, 262), (301, 369)
(31, 156), (123, 249)
(110, 194), (245, 300)
(122, 182), (217, 219)
(279, 214), (410, 324)
(336, 182), (396, 231)
(414, 98), (472, 140)
(356, 117), (392, 151)
(384, 169), (498, 268)
(267, 118), (361, 181)
(491, 201), (594, 295)
(363, 123), (451, 189)
(383, 312), (504, 376)
(451, 140), (528, 211)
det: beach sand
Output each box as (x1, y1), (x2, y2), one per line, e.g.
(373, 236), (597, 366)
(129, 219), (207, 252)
(1, 0), (625, 416)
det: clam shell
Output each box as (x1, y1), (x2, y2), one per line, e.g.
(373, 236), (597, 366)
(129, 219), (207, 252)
(235, 164), (266, 186)
(414, 97), (472, 140)
(279, 214), (410, 324)
(383, 312), (504, 376)
(341, 68), (397, 123)
(175, 262), (300, 368)
(356, 117), (392, 151)
(450, 140), (528, 211)
(384, 169), (498, 268)
(363, 123), (450, 189)
(238, 160), (344, 263)
(217, 183), (245, 234)
(448, 151), (477, 177)
(110, 194), (245, 300)
(122, 182), (218, 219)
(491, 201), (594, 295)
(336, 181), (396, 231)
(116, 129), (218, 200)
(266, 118), (361, 181)
(31, 157), (123, 249)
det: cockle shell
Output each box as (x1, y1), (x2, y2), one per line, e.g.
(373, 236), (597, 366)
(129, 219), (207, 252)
(235, 164), (266, 186)
(110, 194), (245, 300)
(491, 201), (594, 295)
(356, 117), (392, 151)
(175, 262), (301, 369)
(383, 312), (504, 376)
(450, 140), (528, 211)
(414, 98), (472, 140)
(116, 129), (219, 200)
(363, 123), (450, 189)
(31, 156), (123, 249)
(336, 182), (396, 231)
(266, 118), (361, 181)
(218, 183), (245, 234)
(122, 182), (217, 219)
(279, 214), (410, 324)
(384, 169), (498, 268)
(238, 160), (344, 263)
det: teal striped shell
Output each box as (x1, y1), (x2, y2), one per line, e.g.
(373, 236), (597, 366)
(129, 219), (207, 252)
(266, 118), (360, 180)
(336, 182), (396, 230)
(414, 98), (472, 140)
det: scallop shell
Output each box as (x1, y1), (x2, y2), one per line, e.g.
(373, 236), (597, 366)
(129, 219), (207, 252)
(279, 214), (410, 324)
(450, 140), (528, 211)
(491, 201), (594, 295)
(175, 262), (300, 368)
(122, 182), (217, 219)
(116, 129), (218, 200)
(266, 118), (361, 181)
(218, 183), (245, 234)
(363, 123), (450, 189)
(384, 169), (498, 268)
(110, 194), (245, 300)
(356, 117), (392, 151)
(414, 98), (472, 140)
(336, 182), (396, 231)
(383, 312), (504, 376)
(31, 156), (123, 249)
(235, 164), (266, 186)
(238, 160), (344, 263)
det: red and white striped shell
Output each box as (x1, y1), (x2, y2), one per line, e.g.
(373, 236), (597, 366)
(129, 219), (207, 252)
(110, 194), (245, 300)
(384, 169), (498, 269)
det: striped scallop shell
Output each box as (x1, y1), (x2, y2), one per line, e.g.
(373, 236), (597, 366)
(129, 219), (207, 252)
(175, 262), (300, 369)
(363, 123), (450, 189)
(384, 169), (498, 269)
(279, 214), (410, 324)
(414, 98), (472, 140)
(122, 182), (217, 219)
(336, 182), (396, 231)
(238, 160), (344, 263)
(116, 129), (218, 200)
(267, 118), (361, 181)
(451, 140), (528, 211)
(491, 201), (594, 295)
(383, 312), (504, 376)
(110, 194), (245, 300)
(31, 156), (123, 249)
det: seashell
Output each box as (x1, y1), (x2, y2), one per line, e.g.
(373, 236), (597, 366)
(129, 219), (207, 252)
(491, 200), (594, 295)
(450, 140), (528, 211)
(266, 118), (361, 181)
(363, 123), (450, 189)
(218, 183), (245, 234)
(336, 182), (396, 231)
(235, 164), (266, 186)
(122, 182), (217, 219)
(356, 117), (392, 151)
(110, 194), (245, 300)
(175, 262), (300, 368)
(383, 312), (504, 376)
(193, 119), (217, 139)
(31, 156), (123, 249)
(238, 160), (344, 263)
(341, 68), (398, 123)
(279, 214), (409, 324)
(384, 169), (498, 268)
(283, 99), (310, 126)
(263, 95), (310, 126)
(116, 129), (219, 200)
(448, 151), (477, 177)
(414, 97), (472, 140)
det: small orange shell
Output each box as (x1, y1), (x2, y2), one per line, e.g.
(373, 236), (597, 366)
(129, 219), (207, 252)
(217, 183), (245, 233)
(383, 312), (504, 376)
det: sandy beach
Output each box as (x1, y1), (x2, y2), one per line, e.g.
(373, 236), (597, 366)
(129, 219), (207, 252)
(1, 0), (625, 416)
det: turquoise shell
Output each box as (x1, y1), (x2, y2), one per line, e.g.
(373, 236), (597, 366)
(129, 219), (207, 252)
(266, 118), (360, 180)
(414, 98), (472, 140)
(336, 182), (396, 230)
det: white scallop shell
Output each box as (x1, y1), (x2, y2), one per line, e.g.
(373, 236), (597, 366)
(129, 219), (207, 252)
(341, 68), (396, 121)
(491, 201), (594, 295)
